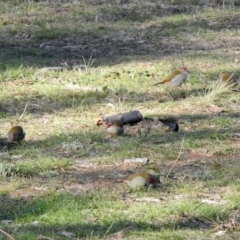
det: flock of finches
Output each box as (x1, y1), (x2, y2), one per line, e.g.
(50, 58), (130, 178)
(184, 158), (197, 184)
(5, 68), (238, 188)
(104, 68), (237, 138)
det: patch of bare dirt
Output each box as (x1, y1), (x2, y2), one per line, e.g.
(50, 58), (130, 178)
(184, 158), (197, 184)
(10, 187), (47, 198)
(71, 151), (240, 187)
(9, 150), (240, 200)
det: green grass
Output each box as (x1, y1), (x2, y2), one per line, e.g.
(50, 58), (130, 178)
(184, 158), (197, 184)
(0, 1), (240, 239)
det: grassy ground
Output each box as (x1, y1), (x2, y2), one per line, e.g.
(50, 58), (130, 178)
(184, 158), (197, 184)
(0, 0), (240, 239)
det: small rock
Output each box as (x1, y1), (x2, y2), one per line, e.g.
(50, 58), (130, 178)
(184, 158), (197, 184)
(41, 67), (63, 71)
(135, 197), (160, 203)
(123, 158), (149, 165)
(60, 230), (76, 238)
(1, 220), (13, 225)
(31, 221), (39, 226)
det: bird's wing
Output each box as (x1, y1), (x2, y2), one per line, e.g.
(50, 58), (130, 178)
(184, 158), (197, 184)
(153, 69), (181, 85)
(164, 69), (181, 81)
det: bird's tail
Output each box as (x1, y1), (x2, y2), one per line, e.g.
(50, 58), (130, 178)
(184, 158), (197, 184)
(153, 79), (170, 85)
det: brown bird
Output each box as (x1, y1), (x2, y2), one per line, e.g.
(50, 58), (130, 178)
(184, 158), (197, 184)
(123, 172), (159, 188)
(106, 120), (124, 137)
(154, 67), (189, 87)
(219, 71), (237, 87)
(8, 126), (25, 142)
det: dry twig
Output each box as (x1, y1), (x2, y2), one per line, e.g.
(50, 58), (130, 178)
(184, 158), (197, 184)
(166, 133), (185, 178)
(0, 228), (15, 240)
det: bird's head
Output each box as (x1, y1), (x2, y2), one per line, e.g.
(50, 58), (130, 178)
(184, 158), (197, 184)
(221, 71), (226, 75)
(107, 120), (123, 128)
(180, 67), (189, 72)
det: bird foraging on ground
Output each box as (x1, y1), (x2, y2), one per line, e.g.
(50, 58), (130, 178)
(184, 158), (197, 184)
(157, 118), (179, 132)
(127, 117), (179, 137)
(123, 172), (159, 188)
(219, 71), (237, 87)
(106, 120), (124, 137)
(8, 126), (25, 142)
(154, 67), (189, 87)
(143, 117), (179, 133)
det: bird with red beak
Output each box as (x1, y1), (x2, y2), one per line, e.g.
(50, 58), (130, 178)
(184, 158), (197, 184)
(123, 172), (160, 188)
(154, 67), (189, 87)
(106, 120), (124, 137)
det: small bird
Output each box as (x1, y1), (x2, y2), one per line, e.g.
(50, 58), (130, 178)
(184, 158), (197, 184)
(123, 172), (159, 188)
(154, 67), (189, 87)
(142, 117), (179, 133)
(219, 71), (237, 87)
(8, 126), (25, 142)
(106, 120), (124, 137)
(157, 118), (179, 132)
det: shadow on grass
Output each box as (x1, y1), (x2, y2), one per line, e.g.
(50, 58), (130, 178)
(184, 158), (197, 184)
(0, 88), (109, 116)
(0, 192), (216, 239)
(1, 110), (238, 180)
(1, 70), (239, 117)
(4, 110), (240, 152)
(0, 1), (240, 69)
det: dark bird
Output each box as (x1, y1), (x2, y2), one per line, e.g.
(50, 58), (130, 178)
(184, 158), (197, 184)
(144, 117), (179, 132)
(157, 118), (179, 132)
